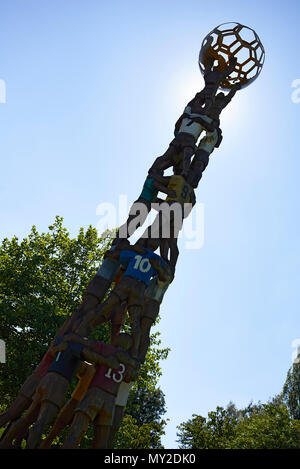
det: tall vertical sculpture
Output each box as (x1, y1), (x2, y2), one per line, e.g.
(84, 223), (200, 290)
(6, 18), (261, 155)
(0, 22), (265, 449)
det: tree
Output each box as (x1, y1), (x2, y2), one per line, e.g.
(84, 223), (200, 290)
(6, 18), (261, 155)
(228, 402), (300, 449)
(282, 361), (300, 420)
(176, 406), (237, 449)
(177, 401), (300, 449)
(113, 414), (166, 449)
(0, 217), (169, 448)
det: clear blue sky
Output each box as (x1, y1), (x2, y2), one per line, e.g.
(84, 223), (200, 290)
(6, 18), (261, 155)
(1, 0), (299, 448)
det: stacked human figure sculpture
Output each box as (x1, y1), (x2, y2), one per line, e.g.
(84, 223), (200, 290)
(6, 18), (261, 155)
(0, 41), (242, 449)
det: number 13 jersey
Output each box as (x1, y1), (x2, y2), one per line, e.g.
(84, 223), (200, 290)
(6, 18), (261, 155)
(88, 342), (128, 396)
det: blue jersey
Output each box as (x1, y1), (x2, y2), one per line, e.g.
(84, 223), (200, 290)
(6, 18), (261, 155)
(119, 248), (166, 286)
(139, 178), (157, 202)
(48, 341), (84, 383)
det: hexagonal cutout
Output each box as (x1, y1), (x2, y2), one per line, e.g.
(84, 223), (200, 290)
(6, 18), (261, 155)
(217, 22), (239, 32)
(222, 34), (237, 47)
(239, 26), (256, 43)
(236, 47), (250, 64)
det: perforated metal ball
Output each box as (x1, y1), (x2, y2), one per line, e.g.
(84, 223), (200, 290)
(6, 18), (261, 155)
(199, 22), (265, 90)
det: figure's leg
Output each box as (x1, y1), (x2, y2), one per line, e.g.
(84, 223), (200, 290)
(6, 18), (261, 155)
(0, 395), (41, 449)
(110, 321), (123, 345)
(40, 398), (78, 449)
(159, 238), (169, 263)
(187, 148), (210, 188)
(110, 302), (127, 345)
(10, 403), (40, 448)
(138, 316), (155, 364)
(26, 400), (59, 449)
(0, 419), (26, 449)
(62, 411), (91, 449)
(75, 292), (121, 337)
(0, 394), (32, 428)
(128, 304), (142, 359)
(69, 276), (112, 333)
(148, 144), (178, 176)
(92, 395), (115, 449)
(181, 146), (195, 178)
(117, 199), (151, 240)
(92, 423), (111, 449)
(106, 405), (125, 448)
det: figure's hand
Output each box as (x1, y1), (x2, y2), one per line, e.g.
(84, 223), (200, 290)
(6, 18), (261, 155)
(124, 362), (140, 382)
(60, 332), (80, 343)
(180, 170), (189, 179)
(129, 245), (146, 255)
(50, 342), (68, 356)
(104, 249), (120, 260)
(233, 82), (242, 91)
(229, 55), (237, 65)
(103, 355), (120, 370)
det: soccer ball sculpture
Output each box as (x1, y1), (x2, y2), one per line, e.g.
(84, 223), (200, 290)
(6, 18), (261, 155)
(199, 22), (265, 90)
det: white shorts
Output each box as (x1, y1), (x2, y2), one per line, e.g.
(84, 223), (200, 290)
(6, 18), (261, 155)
(179, 112), (213, 141)
(198, 129), (218, 154)
(115, 382), (133, 407)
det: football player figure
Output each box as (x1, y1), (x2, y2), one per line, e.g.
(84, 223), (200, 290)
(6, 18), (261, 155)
(114, 174), (176, 242)
(148, 52), (237, 178)
(61, 333), (137, 449)
(1, 336), (121, 449)
(75, 238), (171, 360)
(0, 340), (62, 449)
(109, 300), (128, 345)
(95, 379), (134, 449)
(0, 348), (54, 435)
(40, 361), (96, 449)
(97, 268), (174, 449)
(0, 316), (73, 443)
(0, 245), (130, 445)
(186, 82), (241, 189)
(65, 239), (132, 334)
(138, 267), (173, 365)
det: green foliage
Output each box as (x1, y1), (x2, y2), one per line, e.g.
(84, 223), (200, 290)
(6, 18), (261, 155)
(177, 406), (237, 449)
(0, 216), (111, 402)
(126, 386), (166, 426)
(177, 400), (300, 449)
(0, 217), (169, 448)
(282, 362), (300, 420)
(229, 402), (300, 449)
(113, 414), (166, 449)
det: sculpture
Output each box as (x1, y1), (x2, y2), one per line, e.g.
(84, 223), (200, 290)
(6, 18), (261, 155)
(0, 22), (264, 449)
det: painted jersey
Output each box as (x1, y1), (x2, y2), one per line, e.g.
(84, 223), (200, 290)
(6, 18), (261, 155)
(96, 257), (120, 282)
(179, 105), (214, 139)
(139, 177), (158, 203)
(48, 341), (84, 383)
(34, 349), (54, 378)
(166, 175), (195, 207)
(145, 275), (171, 304)
(89, 342), (127, 396)
(119, 248), (167, 286)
